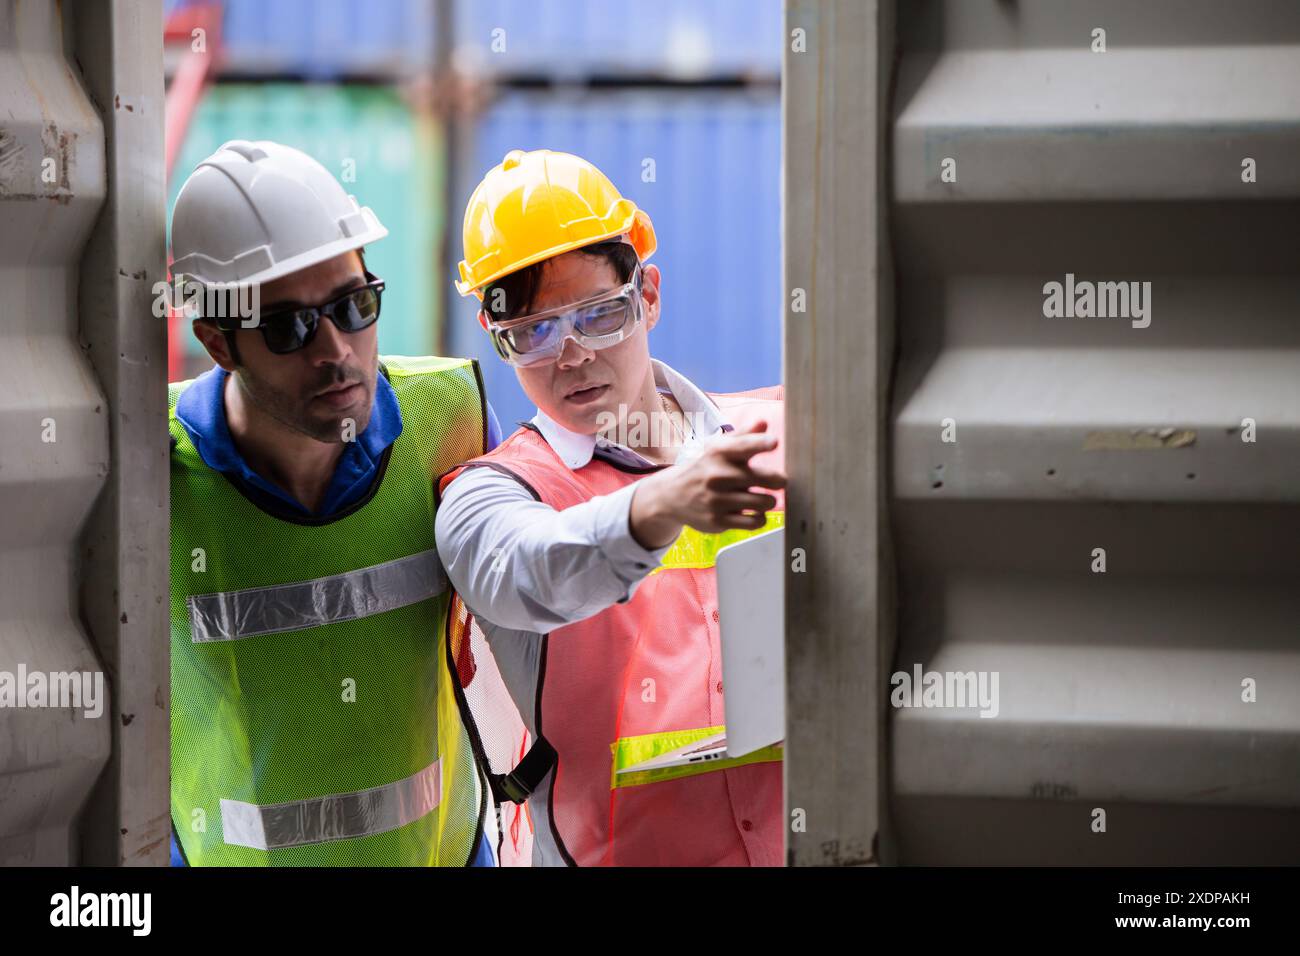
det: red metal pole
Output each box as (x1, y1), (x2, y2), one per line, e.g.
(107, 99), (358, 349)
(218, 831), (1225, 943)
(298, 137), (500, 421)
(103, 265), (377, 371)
(163, 3), (222, 381)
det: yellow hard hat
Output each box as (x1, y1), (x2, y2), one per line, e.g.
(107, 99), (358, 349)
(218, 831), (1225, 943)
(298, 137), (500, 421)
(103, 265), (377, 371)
(455, 148), (657, 300)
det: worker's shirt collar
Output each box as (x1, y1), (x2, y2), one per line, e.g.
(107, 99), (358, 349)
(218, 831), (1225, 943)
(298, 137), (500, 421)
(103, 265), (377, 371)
(173, 363), (403, 516)
(531, 359), (731, 471)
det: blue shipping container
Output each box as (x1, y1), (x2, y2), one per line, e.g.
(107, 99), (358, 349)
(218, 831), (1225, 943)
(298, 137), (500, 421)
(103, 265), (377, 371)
(447, 88), (782, 432)
(215, 0), (434, 78)
(456, 0), (782, 79)
(180, 0), (780, 80)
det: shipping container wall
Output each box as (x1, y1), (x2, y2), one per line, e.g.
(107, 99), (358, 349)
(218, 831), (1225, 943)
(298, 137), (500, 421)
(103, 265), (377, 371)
(1, 0), (167, 864)
(887, 0), (1300, 862)
(0, 0), (111, 866)
(448, 89), (782, 432)
(168, 83), (443, 378)
(196, 0), (781, 80)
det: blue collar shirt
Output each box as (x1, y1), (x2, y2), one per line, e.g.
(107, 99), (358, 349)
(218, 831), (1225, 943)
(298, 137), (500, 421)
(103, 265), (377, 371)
(174, 364), (501, 516)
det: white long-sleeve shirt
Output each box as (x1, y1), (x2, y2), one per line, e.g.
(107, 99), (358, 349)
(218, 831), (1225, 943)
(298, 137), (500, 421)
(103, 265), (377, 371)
(435, 360), (730, 633)
(434, 360), (733, 866)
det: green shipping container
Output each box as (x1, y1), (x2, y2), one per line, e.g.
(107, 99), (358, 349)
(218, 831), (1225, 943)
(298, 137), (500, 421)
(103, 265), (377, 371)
(167, 84), (444, 375)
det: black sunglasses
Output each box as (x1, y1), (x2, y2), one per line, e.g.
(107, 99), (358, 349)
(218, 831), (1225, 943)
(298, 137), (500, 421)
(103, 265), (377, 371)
(216, 271), (385, 354)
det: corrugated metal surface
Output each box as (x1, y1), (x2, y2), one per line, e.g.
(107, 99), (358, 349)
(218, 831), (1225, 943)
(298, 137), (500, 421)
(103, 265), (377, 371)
(1, 0), (167, 865)
(168, 84), (444, 376)
(888, 0), (1300, 863)
(447, 88), (782, 431)
(201, 0), (781, 79)
(455, 0), (782, 79)
(0, 0), (110, 866)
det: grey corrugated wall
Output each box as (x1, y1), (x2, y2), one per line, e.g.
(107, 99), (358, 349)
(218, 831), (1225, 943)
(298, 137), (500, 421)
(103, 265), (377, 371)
(888, 0), (1300, 864)
(0, 0), (167, 865)
(785, 0), (1300, 866)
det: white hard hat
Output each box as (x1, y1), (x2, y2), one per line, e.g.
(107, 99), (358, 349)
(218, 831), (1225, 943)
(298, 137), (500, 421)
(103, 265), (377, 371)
(170, 140), (387, 289)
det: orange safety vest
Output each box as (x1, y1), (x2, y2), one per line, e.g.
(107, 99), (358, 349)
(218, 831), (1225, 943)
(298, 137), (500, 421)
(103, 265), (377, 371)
(441, 387), (785, 866)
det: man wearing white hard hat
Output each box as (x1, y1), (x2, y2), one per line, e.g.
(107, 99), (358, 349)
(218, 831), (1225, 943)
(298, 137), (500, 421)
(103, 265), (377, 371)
(166, 140), (503, 866)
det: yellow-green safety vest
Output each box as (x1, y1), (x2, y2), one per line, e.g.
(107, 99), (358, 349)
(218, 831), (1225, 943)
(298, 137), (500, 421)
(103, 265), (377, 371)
(169, 355), (487, 865)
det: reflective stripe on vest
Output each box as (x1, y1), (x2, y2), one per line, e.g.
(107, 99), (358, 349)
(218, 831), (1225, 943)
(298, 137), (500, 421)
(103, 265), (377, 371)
(654, 512), (785, 573)
(610, 726), (783, 790)
(221, 758), (442, 850)
(188, 548), (447, 643)
(617, 513), (785, 787)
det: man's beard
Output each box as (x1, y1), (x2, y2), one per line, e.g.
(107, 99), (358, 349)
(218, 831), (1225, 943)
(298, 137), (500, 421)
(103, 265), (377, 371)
(235, 362), (373, 443)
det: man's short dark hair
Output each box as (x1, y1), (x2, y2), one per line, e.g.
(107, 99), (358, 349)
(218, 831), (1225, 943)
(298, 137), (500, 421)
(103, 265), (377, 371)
(482, 240), (639, 323)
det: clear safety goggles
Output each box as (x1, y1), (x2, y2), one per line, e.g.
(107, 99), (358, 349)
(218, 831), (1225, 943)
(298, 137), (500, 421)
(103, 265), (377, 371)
(485, 267), (643, 368)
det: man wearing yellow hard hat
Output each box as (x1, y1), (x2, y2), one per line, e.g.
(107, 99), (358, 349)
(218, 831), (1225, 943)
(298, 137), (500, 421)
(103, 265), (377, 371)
(436, 148), (787, 866)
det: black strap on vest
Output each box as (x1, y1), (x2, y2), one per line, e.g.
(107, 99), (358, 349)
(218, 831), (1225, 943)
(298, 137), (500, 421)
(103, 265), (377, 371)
(489, 735), (558, 805)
